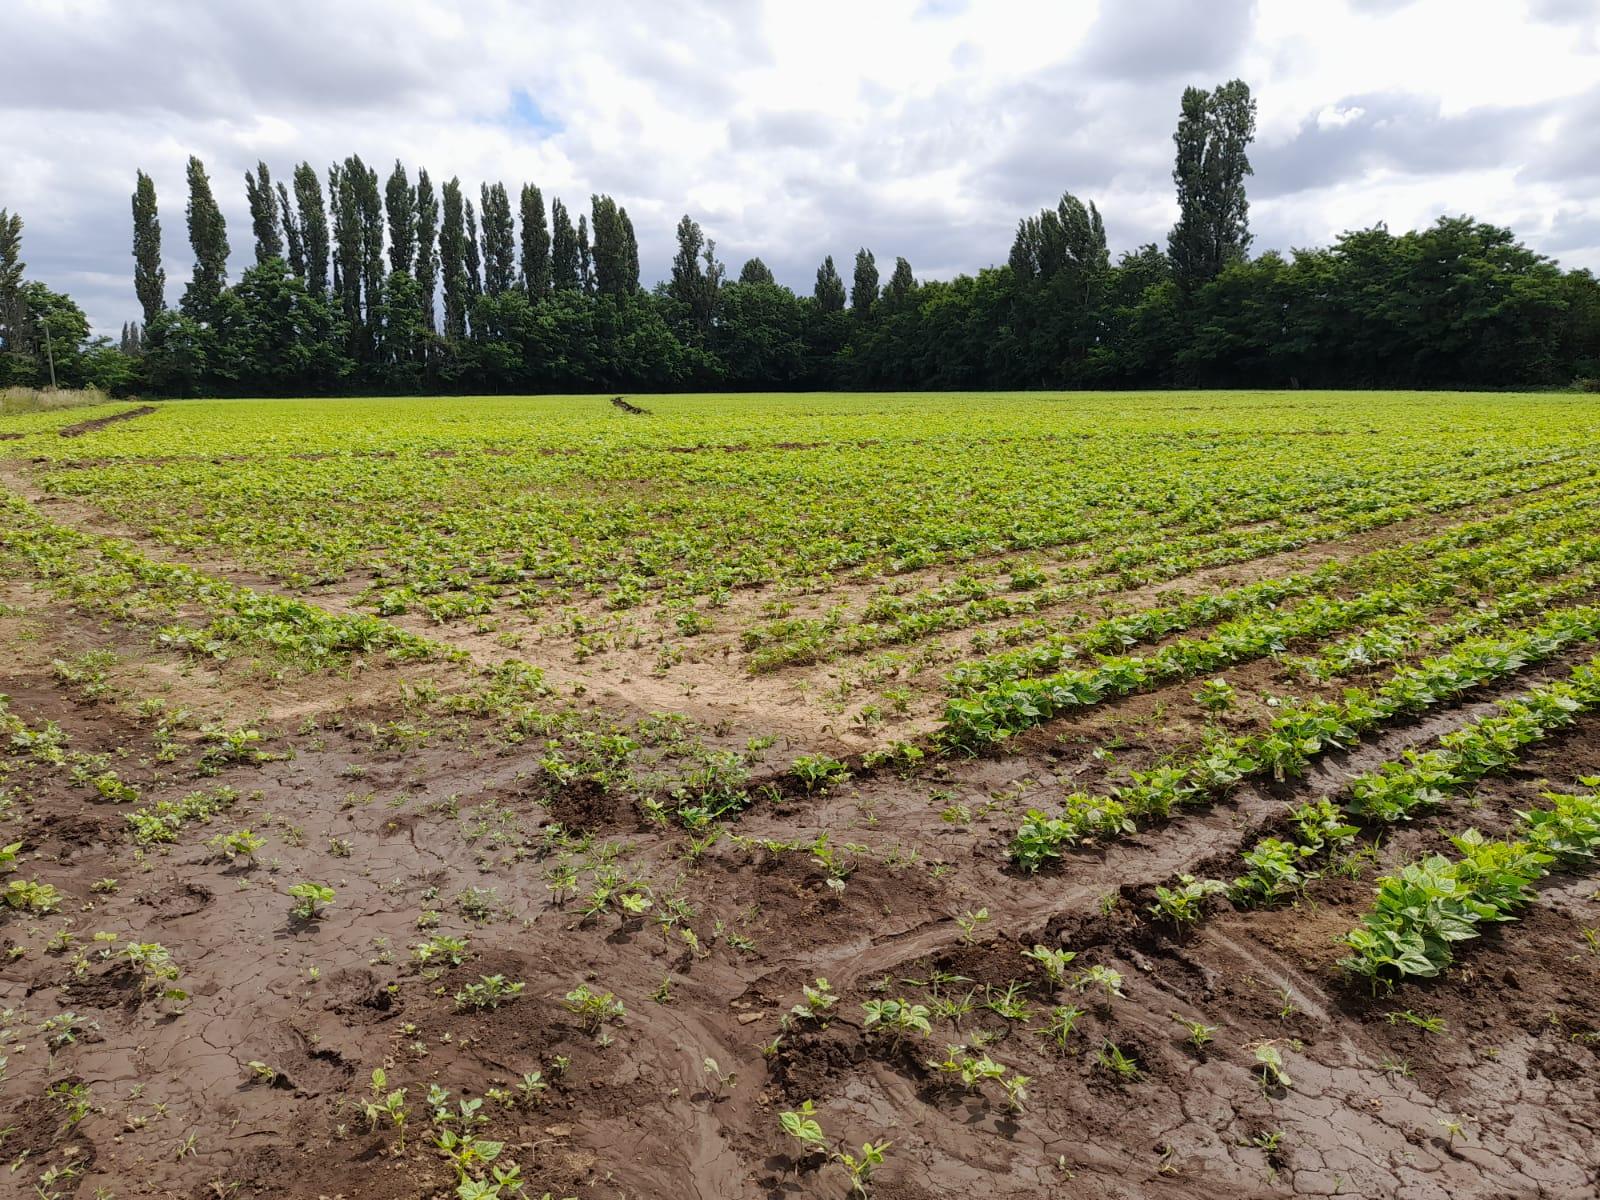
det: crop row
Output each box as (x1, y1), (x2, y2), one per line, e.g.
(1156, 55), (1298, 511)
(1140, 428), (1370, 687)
(0, 491), (436, 668)
(943, 494), (1600, 697)
(1007, 601), (1600, 872)
(1225, 656), (1600, 905)
(743, 457), (1600, 670)
(1339, 779), (1600, 982)
(943, 524), (1600, 751)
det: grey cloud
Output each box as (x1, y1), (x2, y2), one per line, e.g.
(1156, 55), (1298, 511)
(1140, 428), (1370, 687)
(3, 3), (461, 118)
(1517, 84), (1600, 185)
(974, 77), (1167, 208)
(1256, 92), (1547, 197)
(1542, 207), (1600, 256)
(729, 112), (838, 151)
(1527, 0), (1597, 22)
(1073, 0), (1257, 82)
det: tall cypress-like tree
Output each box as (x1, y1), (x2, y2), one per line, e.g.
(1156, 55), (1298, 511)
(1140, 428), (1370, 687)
(352, 156), (385, 345)
(276, 180), (305, 279)
(737, 257), (775, 285)
(180, 156), (229, 320)
(415, 168), (440, 333)
(620, 207), (640, 293)
(293, 163), (330, 298)
(329, 162), (362, 348)
(440, 177), (467, 338)
(1168, 78), (1256, 292)
(577, 214), (593, 295)
(851, 248), (878, 317)
(131, 170), (166, 326)
(245, 161), (282, 263)
(464, 199), (483, 302)
(550, 199), (579, 291)
(386, 161), (417, 275)
(590, 195), (637, 296)
(0, 210), (25, 356)
(669, 215), (705, 306)
(519, 183), (550, 301)
(479, 182), (516, 296)
(814, 255), (846, 312)
(1009, 193), (1108, 284)
(882, 256), (916, 312)
(669, 215), (721, 331)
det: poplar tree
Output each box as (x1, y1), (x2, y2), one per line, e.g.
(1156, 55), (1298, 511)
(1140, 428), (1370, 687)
(670, 215), (722, 331)
(882, 256), (916, 313)
(589, 195), (637, 296)
(352, 156), (385, 342)
(180, 156), (229, 320)
(588, 196), (617, 294)
(670, 215), (705, 307)
(415, 168), (440, 333)
(131, 170), (166, 325)
(0, 210), (25, 355)
(1009, 193), (1108, 284)
(519, 183), (550, 301)
(292, 163), (330, 297)
(813, 255), (846, 312)
(1168, 78), (1256, 291)
(550, 199), (579, 291)
(577, 214), (592, 294)
(737, 257), (775, 285)
(479, 182), (515, 296)
(386, 161), (416, 275)
(276, 180), (305, 279)
(620, 207), (640, 293)
(244, 161), (282, 263)
(464, 199), (483, 302)
(439, 177), (467, 338)
(851, 248), (878, 317)
(329, 161), (362, 348)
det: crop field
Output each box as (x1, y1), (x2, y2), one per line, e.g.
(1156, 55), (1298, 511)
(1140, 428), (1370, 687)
(1, 390), (1598, 1199)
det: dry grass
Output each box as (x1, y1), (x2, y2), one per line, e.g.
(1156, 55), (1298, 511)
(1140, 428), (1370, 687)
(0, 385), (112, 415)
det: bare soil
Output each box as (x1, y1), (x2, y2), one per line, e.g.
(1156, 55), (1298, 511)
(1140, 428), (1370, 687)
(56, 405), (159, 438)
(1, 620), (1596, 1200)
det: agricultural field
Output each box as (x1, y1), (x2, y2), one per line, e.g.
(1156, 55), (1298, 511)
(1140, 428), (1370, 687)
(0, 389), (1598, 1199)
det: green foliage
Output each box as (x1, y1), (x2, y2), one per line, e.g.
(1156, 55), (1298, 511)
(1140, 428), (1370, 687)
(861, 998), (933, 1042)
(1148, 874), (1226, 931)
(287, 881), (335, 921)
(1339, 783), (1600, 983)
(454, 974), (525, 1011)
(4, 878), (62, 913)
(563, 983), (625, 1031)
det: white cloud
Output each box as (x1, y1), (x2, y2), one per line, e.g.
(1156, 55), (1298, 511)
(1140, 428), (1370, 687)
(3, 0), (1598, 335)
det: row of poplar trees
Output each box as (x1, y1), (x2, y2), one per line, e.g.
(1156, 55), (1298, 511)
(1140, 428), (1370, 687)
(111, 79), (1277, 394)
(7, 78), (1596, 394)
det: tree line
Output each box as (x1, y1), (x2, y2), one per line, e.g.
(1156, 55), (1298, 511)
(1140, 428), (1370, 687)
(3, 79), (1598, 397)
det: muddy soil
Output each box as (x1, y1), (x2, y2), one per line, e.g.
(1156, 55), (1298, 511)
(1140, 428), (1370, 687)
(57, 405), (159, 438)
(1, 596), (1596, 1200)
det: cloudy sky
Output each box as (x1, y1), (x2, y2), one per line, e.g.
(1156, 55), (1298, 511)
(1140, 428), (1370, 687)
(4, 0), (1599, 335)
